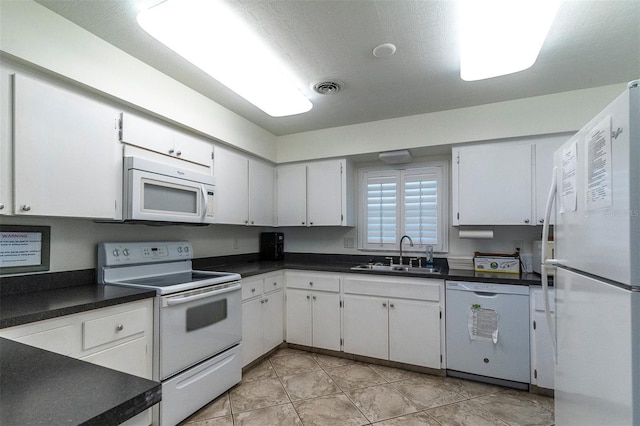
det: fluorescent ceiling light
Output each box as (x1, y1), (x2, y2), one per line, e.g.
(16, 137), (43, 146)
(137, 0), (312, 117)
(459, 0), (560, 81)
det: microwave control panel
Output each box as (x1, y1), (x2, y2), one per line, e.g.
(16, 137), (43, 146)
(206, 190), (215, 218)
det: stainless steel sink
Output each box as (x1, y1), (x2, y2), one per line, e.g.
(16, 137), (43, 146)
(350, 264), (441, 274)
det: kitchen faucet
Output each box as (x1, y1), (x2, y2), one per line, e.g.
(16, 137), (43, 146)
(399, 235), (414, 265)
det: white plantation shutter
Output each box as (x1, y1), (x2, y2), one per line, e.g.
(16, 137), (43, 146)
(360, 163), (448, 252)
(404, 169), (440, 246)
(365, 171), (398, 247)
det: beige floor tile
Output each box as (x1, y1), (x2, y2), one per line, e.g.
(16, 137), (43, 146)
(427, 400), (510, 426)
(270, 352), (322, 376)
(229, 377), (290, 413)
(325, 363), (387, 390)
(180, 415), (234, 426)
(293, 393), (369, 426)
(371, 410), (439, 425)
(180, 393), (230, 423)
(470, 390), (555, 426)
(314, 352), (358, 369)
(242, 359), (277, 382)
(269, 347), (309, 358)
(368, 364), (430, 383)
(391, 377), (466, 409)
(233, 403), (302, 425)
(345, 383), (420, 423)
(443, 377), (506, 398)
(280, 369), (342, 401)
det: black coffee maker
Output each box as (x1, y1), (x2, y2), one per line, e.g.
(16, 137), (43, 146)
(260, 232), (284, 260)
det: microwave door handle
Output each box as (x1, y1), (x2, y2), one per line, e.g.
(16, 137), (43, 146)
(165, 283), (241, 306)
(200, 185), (208, 221)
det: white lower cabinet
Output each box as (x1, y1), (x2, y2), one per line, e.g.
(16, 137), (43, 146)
(530, 287), (555, 389)
(285, 271), (341, 351)
(0, 299), (153, 378)
(241, 272), (284, 366)
(342, 275), (444, 369)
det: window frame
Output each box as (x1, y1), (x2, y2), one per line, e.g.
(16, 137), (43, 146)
(357, 160), (449, 253)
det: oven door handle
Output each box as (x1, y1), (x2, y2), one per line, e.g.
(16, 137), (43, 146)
(165, 283), (241, 306)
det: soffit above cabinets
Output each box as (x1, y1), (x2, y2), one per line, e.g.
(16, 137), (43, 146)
(34, 0), (640, 136)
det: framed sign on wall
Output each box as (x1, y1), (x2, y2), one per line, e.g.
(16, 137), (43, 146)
(0, 225), (51, 275)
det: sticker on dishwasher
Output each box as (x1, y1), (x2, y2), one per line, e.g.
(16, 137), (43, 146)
(468, 306), (499, 344)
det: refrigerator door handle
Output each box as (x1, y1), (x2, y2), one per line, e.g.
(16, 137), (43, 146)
(542, 166), (558, 360)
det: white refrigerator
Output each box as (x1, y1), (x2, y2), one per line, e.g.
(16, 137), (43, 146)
(541, 80), (640, 425)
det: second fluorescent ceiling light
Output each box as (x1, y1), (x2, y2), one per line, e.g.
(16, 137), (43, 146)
(137, 0), (313, 117)
(459, 0), (561, 81)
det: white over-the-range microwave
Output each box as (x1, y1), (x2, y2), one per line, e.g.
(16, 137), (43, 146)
(123, 156), (215, 224)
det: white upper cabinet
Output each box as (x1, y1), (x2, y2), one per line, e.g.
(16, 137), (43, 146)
(213, 145), (275, 226)
(453, 135), (569, 226)
(12, 74), (122, 219)
(120, 112), (212, 167)
(276, 159), (354, 227)
(453, 142), (533, 225)
(0, 67), (13, 215)
(533, 135), (569, 225)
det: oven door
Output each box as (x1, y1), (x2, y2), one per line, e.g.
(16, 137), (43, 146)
(159, 281), (241, 379)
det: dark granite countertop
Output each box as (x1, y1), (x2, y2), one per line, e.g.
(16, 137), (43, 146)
(0, 285), (157, 329)
(0, 338), (161, 425)
(193, 254), (544, 286)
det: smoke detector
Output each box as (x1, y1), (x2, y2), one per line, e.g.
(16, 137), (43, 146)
(312, 80), (344, 95)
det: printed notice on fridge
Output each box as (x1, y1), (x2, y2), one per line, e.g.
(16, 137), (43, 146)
(585, 116), (613, 210)
(560, 140), (577, 213)
(0, 232), (43, 267)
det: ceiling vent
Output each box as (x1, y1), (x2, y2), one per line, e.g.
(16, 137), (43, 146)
(312, 80), (344, 95)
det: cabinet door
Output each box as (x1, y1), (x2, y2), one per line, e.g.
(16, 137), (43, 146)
(531, 288), (555, 389)
(263, 290), (284, 353)
(454, 143), (532, 225)
(13, 74), (121, 219)
(534, 136), (566, 225)
(285, 289), (312, 346)
(0, 68), (13, 215)
(213, 146), (249, 225)
(343, 295), (388, 360)
(307, 160), (344, 226)
(249, 159), (276, 226)
(242, 297), (264, 367)
(311, 292), (341, 351)
(80, 337), (149, 378)
(277, 164), (307, 226)
(120, 112), (174, 155)
(389, 299), (441, 368)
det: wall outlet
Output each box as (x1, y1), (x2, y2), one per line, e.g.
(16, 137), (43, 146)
(513, 240), (523, 253)
(343, 238), (355, 248)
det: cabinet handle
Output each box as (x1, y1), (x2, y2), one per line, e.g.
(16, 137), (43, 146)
(310, 222), (314, 226)
(382, 302), (387, 308)
(168, 148), (175, 154)
(251, 221), (255, 225)
(251, 288), (256, 293)
(261, 299), (265, 304)
(302, 221), (305, 225)
(176, 151), (182, 156)
(539, 219), (544, 224)
(524, 219), (530, 224)
(273, 282), (277, 286)
(312, 295), (316, 300)
(244, 220), (249, 224)
(390, 303), (395, 308)
(309, 281), (313, 287)
(306, 295), (311, 300)
(0, 203), (4, 210)
(264, 298), (269, 303)
(21, 205), (31, 212)
(116, 324), (124, 332)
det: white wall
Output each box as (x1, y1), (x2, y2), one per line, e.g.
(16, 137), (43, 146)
(0, 0), (277, 161)
(0, 216), (265, 274)
(276, 84), (626, 163)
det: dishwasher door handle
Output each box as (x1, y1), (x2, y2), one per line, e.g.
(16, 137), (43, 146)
(473, 291), (498, 297)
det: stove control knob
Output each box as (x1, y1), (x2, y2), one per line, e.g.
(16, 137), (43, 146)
(112, 249), (120, 257)
(122, 249), (130, 257)
(177, 247), (183, 253)
(184, 246), (190, 253)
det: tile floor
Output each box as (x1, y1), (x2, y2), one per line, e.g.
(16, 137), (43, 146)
(180, 348), (554, 425)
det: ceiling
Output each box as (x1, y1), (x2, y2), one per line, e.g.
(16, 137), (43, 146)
(35, 0), (640, 137)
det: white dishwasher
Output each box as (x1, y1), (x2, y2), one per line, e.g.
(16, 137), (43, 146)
(445, 281), (530, 389)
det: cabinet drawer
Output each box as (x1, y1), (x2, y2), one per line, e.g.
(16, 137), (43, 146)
(343, 276), (441, 302)
(286, 272), (340, 292)
(263, 274), (284, 294)
(242, 278), (264, 300)
(83, 307), (147, 350)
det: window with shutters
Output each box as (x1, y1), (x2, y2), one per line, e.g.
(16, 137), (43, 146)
(359, 162), (448, 253)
